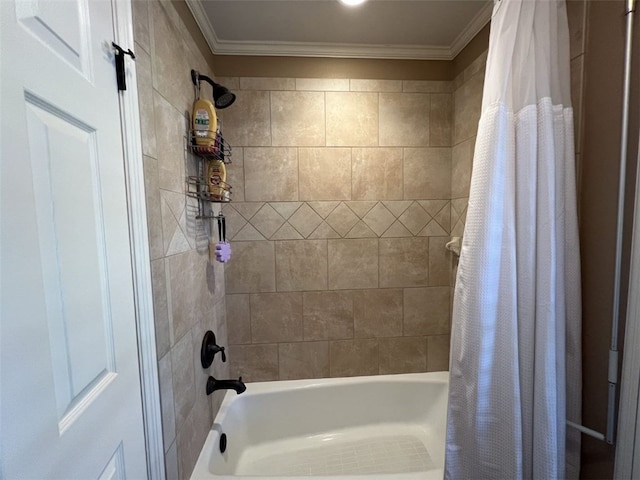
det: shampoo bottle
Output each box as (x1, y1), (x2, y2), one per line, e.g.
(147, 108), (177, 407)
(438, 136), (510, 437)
(192, 95), (217, 147)
(208, 160), (226, 200)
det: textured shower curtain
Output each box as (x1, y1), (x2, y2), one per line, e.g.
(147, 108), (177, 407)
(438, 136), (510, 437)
(445, 0), (582, 478)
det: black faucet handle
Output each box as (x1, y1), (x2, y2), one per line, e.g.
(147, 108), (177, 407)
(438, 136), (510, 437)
(201, 330), (226, 368)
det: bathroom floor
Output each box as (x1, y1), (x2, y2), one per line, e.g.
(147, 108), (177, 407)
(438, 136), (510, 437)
(236, 427), (439, 476)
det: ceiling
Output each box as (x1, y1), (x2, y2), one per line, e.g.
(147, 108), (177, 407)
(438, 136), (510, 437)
(186, 0), (493, 60)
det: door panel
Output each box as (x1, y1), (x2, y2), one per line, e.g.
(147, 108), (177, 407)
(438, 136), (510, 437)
(25, 94), (116, 426)
(15, 0), (90, 75)
(1, 0), (148, 478)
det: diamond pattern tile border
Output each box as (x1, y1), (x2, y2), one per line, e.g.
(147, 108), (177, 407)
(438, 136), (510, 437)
(227, 200), (452, 240)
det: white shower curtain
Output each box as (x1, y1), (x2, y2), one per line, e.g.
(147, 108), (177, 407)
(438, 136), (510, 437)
(445, 0), (582, 478)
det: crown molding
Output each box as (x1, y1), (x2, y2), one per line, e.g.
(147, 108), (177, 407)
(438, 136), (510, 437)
(186, 0), (491, 61)
(211, 40), (452, 60)
(185, 0), (221, 55)
(450, 1), (493, 58)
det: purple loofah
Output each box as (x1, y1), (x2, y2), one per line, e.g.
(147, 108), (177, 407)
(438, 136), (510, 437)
(214, 242), (232, 263)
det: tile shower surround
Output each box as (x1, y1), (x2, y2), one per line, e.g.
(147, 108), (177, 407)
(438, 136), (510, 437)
(218, 58), (486, 382)
(127, 0), (597, 475)
(132, 1), (229, 478)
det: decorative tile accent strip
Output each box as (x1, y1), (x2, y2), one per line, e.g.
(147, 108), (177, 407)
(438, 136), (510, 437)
(225, 200), (451, 241)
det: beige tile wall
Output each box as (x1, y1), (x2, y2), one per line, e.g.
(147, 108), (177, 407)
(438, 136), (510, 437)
(451, 51), (487, 239)
(133, 2), (228, 479)
(219, 77), (457, 381)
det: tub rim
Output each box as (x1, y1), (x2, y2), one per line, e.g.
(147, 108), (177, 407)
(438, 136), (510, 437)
(192, 371), (449, 480)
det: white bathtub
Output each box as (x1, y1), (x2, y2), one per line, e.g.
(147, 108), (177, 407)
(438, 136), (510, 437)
(191, 371), (448, 480)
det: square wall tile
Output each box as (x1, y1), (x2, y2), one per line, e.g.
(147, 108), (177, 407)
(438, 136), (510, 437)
(279, 342), (330, 380)
(288, 204), (323, 237)
(330, 339), (379, 377)
(379, 237), (429, 287)
(299, 148), (352, 200)
(136, 49), (156, 159)
(276, 240), (328, 291)
(228, 344), (279, 382)
(403, 148), (452, 200)
(143, 156), (163, 260)
(430, 94), (453, 147)
(170, 331), (195, 430)
(379, 337), (427, 374)
(215, 77), (240, 90)
(325, 203), (359, 236)
(398, 202), (430, 235)
(451, 138), (474, 198)
(150, 1), (192, 115)
(225, 241), (275, 293)
(176, 411), (200, 480)
(167, 250), (211, 342)
(350, 79), (402, 92)
(153, 92), (185, 193)
(250, 292), (303, 343)
(429, 237), (451, 286)
(219, 90), (271, 146)
(353, 289), (403, 338)
(244, 148), (298, 202)
(151, 258), (170, 358)
(427, 335), (450, 372)
(226, 149), (245, 203)
(352, 148), (403, 200)
(189, 331), (213, 447)
(328, 239), (378, 290)
(240, 77), (295, 91)
(161, 190), (188, 256)
(226, 294), (251, 344)
(326, 92), (379, 146)
(132, 0), (150, 53)
(464, 50), (487, 83)
(296, 78), (349, 91)
(303, 291), (354, 340)
(452, 72), (464, 92)
(403, 287), (450, 336)
(363, 203), (396, 236)
(454, 73), (483, 144)
(250, 204), (285, 239)
(158, 352), (176, 451)
(379, 93), (430, 146)
(403, 80), (452, 93)
(165, 442), (179, 480)
(271, 91), (325, 146)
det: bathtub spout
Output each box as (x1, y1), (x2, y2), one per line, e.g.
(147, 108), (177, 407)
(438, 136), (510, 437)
(206, 376), (246, 395)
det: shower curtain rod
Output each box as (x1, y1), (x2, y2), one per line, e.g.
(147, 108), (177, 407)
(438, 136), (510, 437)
(564, 0), (636, 446)
(605, 0), (636, 445)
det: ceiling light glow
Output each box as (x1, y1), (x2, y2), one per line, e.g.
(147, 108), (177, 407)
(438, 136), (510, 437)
(338, 0), (368, 6)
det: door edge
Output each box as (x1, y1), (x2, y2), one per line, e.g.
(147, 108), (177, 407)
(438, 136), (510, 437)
(112, 1), (165, 479)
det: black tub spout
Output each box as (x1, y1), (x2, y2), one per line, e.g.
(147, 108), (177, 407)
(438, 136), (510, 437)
(206, 376), (246, 395)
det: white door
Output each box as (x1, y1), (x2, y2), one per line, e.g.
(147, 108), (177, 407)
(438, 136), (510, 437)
(0, 0), (148, 478)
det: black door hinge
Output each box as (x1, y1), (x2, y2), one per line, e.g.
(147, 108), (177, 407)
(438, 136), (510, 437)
(112, 42), (135, 91)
